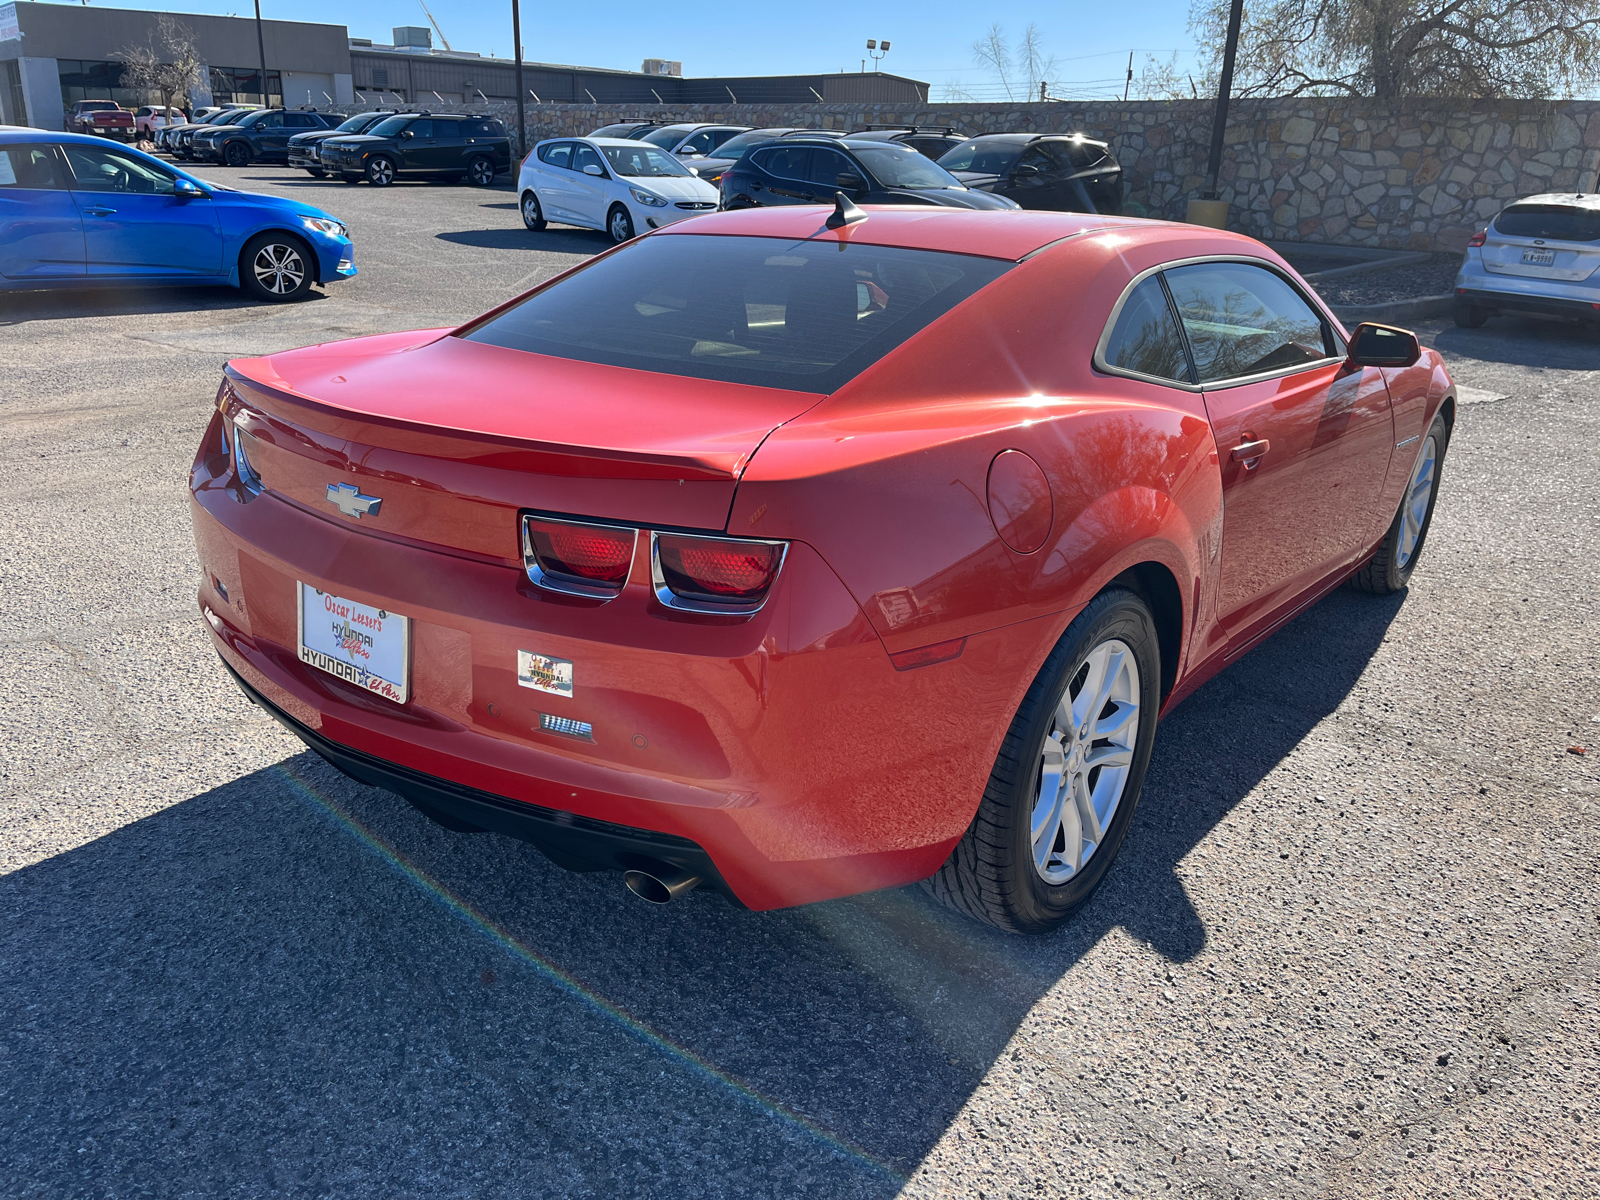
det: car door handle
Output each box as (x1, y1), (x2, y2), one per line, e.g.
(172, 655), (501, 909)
(82, 206), (117, 216)
(1230, 438), (1270, 467)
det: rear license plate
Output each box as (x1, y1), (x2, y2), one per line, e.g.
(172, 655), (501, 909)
(297, 583), (409, 703)
(1522, 248), (1556, 266)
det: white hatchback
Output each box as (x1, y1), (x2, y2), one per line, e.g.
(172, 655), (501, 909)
(1454, 193), (1600, 330)
(518, 137), (720, 243)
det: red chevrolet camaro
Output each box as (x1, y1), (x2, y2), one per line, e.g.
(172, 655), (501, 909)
(190, 204), (1454, 933)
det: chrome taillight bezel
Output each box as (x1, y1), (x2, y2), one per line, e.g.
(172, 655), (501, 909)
(232, 420), (264, 498)
(650, 531), (789, 616)
(521, 513), (639, 601)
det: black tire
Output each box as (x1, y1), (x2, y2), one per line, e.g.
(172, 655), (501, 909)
(1453, 305), (1489, 329)
(520, 190), (548, 231)
(223, 141), (251, 168)
(238, 231), (316, 303)
(1350, 412), (1449, 594)
(365, 156), (396, 187)
(306, 167), (326, 179)
(923, 587), (1162, 934)
(467, 155), (496, 186)
(607, 204), (635, 243)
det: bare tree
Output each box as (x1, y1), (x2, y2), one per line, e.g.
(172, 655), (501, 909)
(1017, 23), (1061, 100)
(1133, 51), (1191, 99)
(1189, 0), (1600, 99)
(114, 16), (204, 116)
(971, 23), (1062, 101)
(972, 23), (1016, 101)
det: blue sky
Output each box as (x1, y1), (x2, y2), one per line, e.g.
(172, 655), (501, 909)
(58, 0), (1204, 100)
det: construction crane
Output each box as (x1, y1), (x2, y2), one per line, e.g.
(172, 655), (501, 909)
(417, 0), (452, 52)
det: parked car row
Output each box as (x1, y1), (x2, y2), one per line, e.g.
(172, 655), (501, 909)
(148, 106), (513, 187)
(512, 122), (1125, 246)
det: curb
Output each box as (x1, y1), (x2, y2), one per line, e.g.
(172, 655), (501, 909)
(1329, 294), (1456, 326)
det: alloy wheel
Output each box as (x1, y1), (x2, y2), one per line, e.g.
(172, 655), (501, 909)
(470, 157), (494, 185)
(368, 158), (394, 186)
(1396, 434), (1438, 569)
(1030, 638), (1141, 884)
(521, 193), (543, 228)
(251, 242), (305, 296)
(610, 207), (633, 242)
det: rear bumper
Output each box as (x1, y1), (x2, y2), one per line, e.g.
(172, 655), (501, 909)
(1455, 287), (1600, 320)
(1454, 257), (1600, 319)
(220, 653), (736, 894)
(190, 448), (1045, 909)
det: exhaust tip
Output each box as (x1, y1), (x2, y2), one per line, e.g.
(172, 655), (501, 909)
(623, 863), (702, 904)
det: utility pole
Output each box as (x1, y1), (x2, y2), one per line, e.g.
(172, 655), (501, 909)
(1123, 51), (1134, 102)
(511, 0), (525, 157)
(1204, 0), (1244, 200)
(253, 0), (269, 106)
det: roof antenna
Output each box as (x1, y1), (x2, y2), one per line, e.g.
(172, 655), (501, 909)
(826, 191), (867, 229)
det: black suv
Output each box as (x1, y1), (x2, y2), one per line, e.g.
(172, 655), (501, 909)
(719, 136), (1017, 212)
(845, 125), (969, 161)
(192, 109), (347, 167)
(288, 111), (396, 176)
(936, 134), (1123, 214)
(319, 113), (513, 186)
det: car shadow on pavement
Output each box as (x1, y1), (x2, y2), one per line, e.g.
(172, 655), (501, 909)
(1428, 315), (1600, 369)
(0, 287), (321, 325)
(436, 227), (610, 253)
(0, 587), (1402, 1196)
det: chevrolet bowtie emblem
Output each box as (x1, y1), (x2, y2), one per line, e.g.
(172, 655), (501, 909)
(326, 482), (382, 519)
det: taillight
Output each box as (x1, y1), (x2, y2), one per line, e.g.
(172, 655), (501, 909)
(522, 515), (637, 599)
(651, 532), (787, 614)
(1468, 229), (1487, 247)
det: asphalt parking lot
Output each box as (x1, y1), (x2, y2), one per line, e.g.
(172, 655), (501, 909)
(3, 166), (1598, 1199)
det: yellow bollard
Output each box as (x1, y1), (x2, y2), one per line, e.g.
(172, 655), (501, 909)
(1186, 199), (1230, 229)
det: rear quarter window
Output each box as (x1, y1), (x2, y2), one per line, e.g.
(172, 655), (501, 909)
(460, 234), (1012, 393)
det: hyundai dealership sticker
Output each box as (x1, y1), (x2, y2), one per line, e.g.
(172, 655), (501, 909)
(517, 650), (573, 698)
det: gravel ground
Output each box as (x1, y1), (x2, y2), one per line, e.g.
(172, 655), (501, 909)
(2, 166), (1598, 1199)
(1311, 254), (1463, 307)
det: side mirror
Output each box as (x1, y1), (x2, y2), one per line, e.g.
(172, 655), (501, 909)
(835, 172), (866, 191)
(688, 166), (699, 176)
(1012, 163), (1040, 178)
(173, 178), (205, 199)
(583, 163), (604, 177)
(1346, 321), (1422, 368)
(400, 129), (414, 139)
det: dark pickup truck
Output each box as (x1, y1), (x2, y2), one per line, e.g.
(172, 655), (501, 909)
(69, 101), (136, 141)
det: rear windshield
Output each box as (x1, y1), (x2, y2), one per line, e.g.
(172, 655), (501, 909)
(1494, 204), (1600, 242)
(851, 144), (963, 189)
(640, 127), (693, 149)
(937, 139), (1023, 174)
(461, 234), (1012, 393)
(714, 129), (795, 158)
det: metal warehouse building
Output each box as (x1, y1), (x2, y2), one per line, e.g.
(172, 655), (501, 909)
(1, 2), (354, 127)
(1, 3), (925, 131)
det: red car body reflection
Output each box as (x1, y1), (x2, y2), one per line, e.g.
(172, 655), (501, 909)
(189, 207), (1454, 912)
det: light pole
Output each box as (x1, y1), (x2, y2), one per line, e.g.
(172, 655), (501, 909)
(511, 0), (525, 157)
(253, 0), (269, 107)
(866, 39), (890, 73)
(1203, 0), (1244, 201)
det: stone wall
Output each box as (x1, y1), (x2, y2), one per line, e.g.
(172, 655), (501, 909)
(379, 98), (1600, 251)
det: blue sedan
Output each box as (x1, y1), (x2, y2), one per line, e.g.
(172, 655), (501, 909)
(0, 129), (355, 302)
